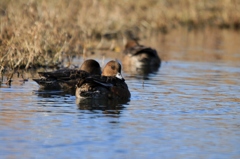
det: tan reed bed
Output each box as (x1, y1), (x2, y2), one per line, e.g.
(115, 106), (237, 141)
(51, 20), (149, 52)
(0, 0), (239, 71)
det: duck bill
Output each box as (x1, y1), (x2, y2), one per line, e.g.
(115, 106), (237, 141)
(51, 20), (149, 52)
(116, 73), (123, 79)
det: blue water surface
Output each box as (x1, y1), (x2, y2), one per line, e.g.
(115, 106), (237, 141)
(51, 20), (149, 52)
(0, 60), (240, 159)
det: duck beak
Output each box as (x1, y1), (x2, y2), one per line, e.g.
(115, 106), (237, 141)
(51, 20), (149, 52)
(116, 73), (123, 79)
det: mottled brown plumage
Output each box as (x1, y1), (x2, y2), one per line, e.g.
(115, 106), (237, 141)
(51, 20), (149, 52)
(122, 40), (161, 75)
(33, 59), (101, 92)
(76, 60), (131, 100)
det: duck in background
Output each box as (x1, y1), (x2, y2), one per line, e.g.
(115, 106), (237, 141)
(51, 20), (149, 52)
(75, 60), (131, 100)
(122, 40), (161, 76)
(33, 59), (101, 93)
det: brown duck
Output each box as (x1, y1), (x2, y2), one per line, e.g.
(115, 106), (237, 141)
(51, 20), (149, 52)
(76, 60), (131, 100)
(122, 40), (161, 73)
(33, 59), (101, 93)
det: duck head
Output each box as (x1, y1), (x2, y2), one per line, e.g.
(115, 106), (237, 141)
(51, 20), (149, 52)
(102, 60), (123, 79)
(80, 59), (101, 75)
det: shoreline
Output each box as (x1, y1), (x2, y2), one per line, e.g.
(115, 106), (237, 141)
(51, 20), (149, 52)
(1, 0), (240, 69)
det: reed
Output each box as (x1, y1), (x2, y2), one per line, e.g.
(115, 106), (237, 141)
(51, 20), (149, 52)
(0, 0), (239, 69)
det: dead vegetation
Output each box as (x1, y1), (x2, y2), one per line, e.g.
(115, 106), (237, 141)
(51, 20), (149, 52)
(0, 0), (239, 70)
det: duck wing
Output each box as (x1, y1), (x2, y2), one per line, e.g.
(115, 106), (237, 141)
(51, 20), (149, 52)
(124, 45), (159, 58)
(38, 69), (90, 80)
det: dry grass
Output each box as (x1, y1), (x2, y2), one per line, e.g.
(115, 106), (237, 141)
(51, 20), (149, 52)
(0, 0), (240, 70)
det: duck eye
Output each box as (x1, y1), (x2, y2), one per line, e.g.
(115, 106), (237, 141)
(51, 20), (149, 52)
(111, 66), (115, 70)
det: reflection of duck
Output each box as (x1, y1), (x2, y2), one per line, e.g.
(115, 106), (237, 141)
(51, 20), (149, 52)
(76, 97), (128, 112)
(76, 60), (131, 100)
(33, 59), (101, 93)
(33, 90), (69, 98)
(122, 40), (161, 76)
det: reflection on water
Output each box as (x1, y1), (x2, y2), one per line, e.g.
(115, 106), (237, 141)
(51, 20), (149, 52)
(143, 28), (240, 64)
(1, 60), (239, 159)
(0, 29), (240, 159)
(76, 98), (128, 112)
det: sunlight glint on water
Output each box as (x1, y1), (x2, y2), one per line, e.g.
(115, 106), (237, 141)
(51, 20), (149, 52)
(1, 60), (239, 159)
(1, 28), (240, 159)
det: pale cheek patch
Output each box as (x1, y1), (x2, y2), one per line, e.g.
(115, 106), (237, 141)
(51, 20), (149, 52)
(116, 73), (123, 79)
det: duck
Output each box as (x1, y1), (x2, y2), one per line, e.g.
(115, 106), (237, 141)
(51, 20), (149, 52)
(75, 60), (131, 100)
(33, 59), (101, 93)
(122, 40), (161, 75)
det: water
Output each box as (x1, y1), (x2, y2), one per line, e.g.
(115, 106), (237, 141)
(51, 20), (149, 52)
(1, 29), (240, 159)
